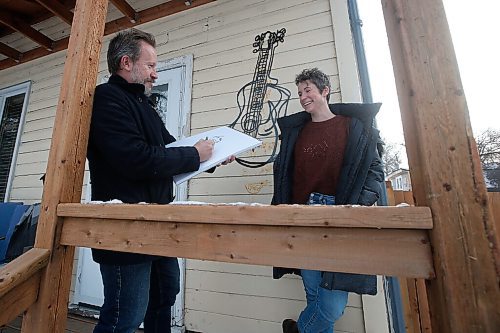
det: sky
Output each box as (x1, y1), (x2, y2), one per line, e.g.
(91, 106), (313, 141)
(357, 0), (500, 145)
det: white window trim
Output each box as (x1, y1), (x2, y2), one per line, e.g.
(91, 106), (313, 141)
(156, 54), (194, 139)
(0, 81), (31, 202)
(155, 54), (193, 333)
(156, 54), (194, 205)
(330, 0), (363, 103)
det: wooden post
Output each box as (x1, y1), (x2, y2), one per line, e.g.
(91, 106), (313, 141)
(386, 183), (430, 332)
(21, 0), (108, 331)
(385, 181), (395, 206)
(381, 0), (500, 332)
(488, 192), (500, 230)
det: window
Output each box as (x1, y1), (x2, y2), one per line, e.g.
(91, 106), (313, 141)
(0, 82), (30, 202)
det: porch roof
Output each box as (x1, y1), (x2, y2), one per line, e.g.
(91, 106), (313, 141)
(0, 0), (215, 70)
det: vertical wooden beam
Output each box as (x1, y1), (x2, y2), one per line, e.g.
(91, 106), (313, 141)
(387, 182), (429, 332)
(404, 278), (432, 333)
(381, 0), (500, 332)
(398, 278), (416, 333)
(488, 192), (499, 230)
(385, 181), (395, 206)
(21, 0), (108, 332)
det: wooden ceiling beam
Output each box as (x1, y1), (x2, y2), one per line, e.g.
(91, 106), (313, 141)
(0, 42), (22, 62)
(104, 0), (215, 36)
(0, 37), (69, 70)
(33, 0), (75, 26)
(0, 0), (216, 70)
(0, 0), (75, 39)
(0, 11), (54, 51)
(110, 0), (138, 23)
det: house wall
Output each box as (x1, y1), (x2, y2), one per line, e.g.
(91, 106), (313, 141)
(388, 170), (412, 191)
(0, 0), (382, 332)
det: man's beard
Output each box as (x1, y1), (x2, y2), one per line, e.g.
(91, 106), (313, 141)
(131, 66), (153, 96)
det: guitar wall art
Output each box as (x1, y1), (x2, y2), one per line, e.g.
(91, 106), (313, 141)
(229, 28), (291, 168)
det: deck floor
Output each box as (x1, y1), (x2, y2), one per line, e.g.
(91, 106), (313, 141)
(0, 314), (143, 333)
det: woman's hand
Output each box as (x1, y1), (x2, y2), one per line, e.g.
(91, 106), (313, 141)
(219, 155), (236, 166)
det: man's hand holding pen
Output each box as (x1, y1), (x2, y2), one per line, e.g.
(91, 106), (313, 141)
(194, 137), (235, 165)
(194, 137), (214, 162)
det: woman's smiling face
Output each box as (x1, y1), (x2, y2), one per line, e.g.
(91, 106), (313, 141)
(297, 80), (329, 114)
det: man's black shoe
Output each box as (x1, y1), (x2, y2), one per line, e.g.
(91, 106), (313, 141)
(282, 319), (299, 333)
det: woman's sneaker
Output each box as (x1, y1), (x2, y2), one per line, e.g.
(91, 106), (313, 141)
(282, 319), (299, 333)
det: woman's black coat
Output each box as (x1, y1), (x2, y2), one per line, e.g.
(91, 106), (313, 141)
(271, 103), (385, 295)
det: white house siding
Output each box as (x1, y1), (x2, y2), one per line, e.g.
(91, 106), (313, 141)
(185, 261), (365, 333)
(0, 53), (64, 203)
(0, 0), (375, 332)
(147, 0), (364, 332)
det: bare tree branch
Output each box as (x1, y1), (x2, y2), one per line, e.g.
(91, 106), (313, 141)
(381, 139), (402, 175)
(475, 128), (500, 166)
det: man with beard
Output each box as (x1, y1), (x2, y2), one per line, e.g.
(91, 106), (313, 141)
(87, 29), (215, 333)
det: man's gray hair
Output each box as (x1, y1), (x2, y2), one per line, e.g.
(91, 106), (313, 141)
(295, 68), (331, 101)
(107, 28), (156, 75)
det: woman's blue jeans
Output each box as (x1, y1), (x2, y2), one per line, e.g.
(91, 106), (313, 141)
(297, 270), (349, 333)
(297, 193), (349, 333)
(93, 257), (180, 333)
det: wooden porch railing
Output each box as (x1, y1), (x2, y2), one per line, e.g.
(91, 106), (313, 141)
(387, 183), (499, 333)
(0, 0), (498, 332)
(0, 249), (49, 325)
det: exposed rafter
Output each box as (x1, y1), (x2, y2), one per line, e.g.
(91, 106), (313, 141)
(33, 0), (74, 26)
(0, 0), (76, 39)
(0, 11), (54, 51)
(103, 0), (215, 34)
(0, 0), (216, 70)
(110, 0), (138, 23)
(0, 42), (22, 62)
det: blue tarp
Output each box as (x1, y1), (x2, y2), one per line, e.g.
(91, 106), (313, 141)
(1, 203), (28, 262)
(0, 202), (37, 264)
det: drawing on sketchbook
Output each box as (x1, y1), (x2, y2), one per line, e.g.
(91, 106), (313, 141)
(165, 126), (262, 184)
(210, 135), (223, 144)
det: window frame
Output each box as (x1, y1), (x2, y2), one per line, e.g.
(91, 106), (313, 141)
(0, 81), (31, 202)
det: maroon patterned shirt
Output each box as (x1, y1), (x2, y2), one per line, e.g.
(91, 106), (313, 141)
(291, 115), (350, 204)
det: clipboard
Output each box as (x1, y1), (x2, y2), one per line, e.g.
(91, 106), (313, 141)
(166, 126), (262, 184)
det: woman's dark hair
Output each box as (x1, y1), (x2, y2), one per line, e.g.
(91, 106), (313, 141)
(295, 68), (331, 101)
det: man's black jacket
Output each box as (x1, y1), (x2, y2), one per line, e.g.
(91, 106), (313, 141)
(87, 75), (200, 265)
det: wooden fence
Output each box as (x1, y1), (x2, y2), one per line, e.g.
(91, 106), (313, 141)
(385, 181), (499, 333)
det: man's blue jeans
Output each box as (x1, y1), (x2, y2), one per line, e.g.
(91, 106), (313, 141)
(93, 257), (180, 333)
(297, 270), (349, 333)
(297, 192), (349, 333)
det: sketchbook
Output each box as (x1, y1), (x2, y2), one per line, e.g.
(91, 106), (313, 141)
(166, 126), (262, 184)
